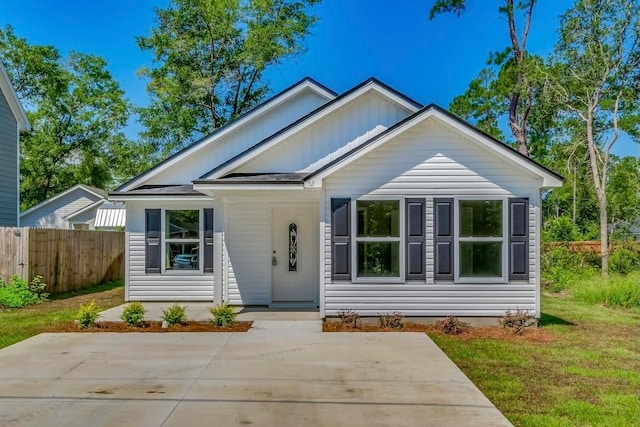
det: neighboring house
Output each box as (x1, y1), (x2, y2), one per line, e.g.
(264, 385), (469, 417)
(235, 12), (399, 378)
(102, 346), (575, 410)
(0, 62), (31, 226)
(111, 77), (563, 319)
(20, 184), (124, 230)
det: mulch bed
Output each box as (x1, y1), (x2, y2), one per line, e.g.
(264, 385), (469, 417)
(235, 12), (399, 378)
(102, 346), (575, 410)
(323, 322), (557, 343)
(45, 321), (253, 333)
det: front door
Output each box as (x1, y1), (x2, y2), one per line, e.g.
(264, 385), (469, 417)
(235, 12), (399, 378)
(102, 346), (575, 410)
(271, 206), (316, 302)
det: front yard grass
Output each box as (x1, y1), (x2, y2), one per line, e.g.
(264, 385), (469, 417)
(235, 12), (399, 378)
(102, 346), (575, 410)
(0, 281), (124, 349)
(430, 294), (639, 426)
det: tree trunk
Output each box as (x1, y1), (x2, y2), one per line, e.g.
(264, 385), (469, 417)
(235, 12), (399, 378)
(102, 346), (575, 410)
(572, 165), (577, 224)
(585, 110), (609, 276)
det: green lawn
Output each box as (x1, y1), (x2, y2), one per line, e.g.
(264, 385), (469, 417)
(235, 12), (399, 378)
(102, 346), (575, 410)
(430, 294), (640, 426)
(0, 281), (124, 349)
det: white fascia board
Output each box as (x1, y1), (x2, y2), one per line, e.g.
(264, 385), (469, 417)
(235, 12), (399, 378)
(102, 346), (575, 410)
(193, 184), (304, 192)
(108, 195), (212, 202)
(307, 109), (563, 189)
(117, 80), (335, 192)
(207, 82), (420, 180)
(20, 185), (105, 217)
(0, 62), (30, 131)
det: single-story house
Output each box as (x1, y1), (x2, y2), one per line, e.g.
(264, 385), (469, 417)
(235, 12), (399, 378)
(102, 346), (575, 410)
(0, 61), (31, 227)
(21, 184), (125, 230)
(111, 77), (563, 318)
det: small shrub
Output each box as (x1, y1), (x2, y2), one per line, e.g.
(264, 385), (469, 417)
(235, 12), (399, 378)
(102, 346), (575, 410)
(121, 301), (146, 327)
(434, 315), (470, 335)
(500, 308), (536, 335)
(609, 246), (640, 275)
(0, 275), (48, 309)
(209, 303), (236, 327)
(337, 309), (360, 328)
(162, 303), (187, 326)
(76, 299), (101, 329)
(378, 311), (404, 329)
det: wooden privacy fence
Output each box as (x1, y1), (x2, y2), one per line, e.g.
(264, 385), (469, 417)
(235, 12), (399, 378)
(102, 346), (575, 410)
(543, 240), (639, 255)
(0, 227), (124, 294)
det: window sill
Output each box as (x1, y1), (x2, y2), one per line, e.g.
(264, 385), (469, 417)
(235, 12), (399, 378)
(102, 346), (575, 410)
(353, 278), (404, 284)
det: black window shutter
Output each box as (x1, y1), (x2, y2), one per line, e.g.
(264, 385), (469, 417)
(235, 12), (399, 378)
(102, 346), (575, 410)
(509, 198), (529, 280)
(434, 198), (454, 281)
(406, 198), (425, 280)
(145, 209), (161, 274)
(331, 198), (351, 281)
(204, 208), (214, 273)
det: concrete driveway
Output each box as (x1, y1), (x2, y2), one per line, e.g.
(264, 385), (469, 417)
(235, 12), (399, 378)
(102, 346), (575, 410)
(0, 321), (511, 426)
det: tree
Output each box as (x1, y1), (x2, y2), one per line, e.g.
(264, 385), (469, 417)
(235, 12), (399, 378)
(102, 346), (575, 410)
(0, 26), (134, 209)
(430, 0), (537, 156)
(544, 0), (640, 275)
(137, 0), (321, 156)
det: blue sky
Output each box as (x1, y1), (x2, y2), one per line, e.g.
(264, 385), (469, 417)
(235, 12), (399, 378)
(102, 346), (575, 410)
(0, 0), (636, 157)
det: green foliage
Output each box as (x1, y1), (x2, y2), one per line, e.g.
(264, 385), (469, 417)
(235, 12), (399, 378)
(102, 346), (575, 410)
(209, 303), (236, 327)
(541, 246), (600, 290)
(0, 25), (145, 208)
(137, 0), (321, 156)
(542, 216), (582, 242)
(76, 299), (101, 328)
(434, 315), (470, 335)
(378, 311), (404, 329)
(0, 275), (48, 309)
(609, 245), (640, 275)
(571, 272), (639, 308)
(120, 301), (146, 327)
(499, 308), (536, 335)
(161, 303), (187, 326)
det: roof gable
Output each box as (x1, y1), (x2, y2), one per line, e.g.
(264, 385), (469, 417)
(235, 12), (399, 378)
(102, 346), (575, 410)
(199, 77), (423, 180)
(116, 77), (336, 192)
(306, 104), (563, 188)
(20, 184), (107, 217)
(0, 62), (30, 131)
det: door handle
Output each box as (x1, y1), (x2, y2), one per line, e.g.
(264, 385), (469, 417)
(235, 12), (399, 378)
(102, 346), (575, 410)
(272, 250), (277, 266)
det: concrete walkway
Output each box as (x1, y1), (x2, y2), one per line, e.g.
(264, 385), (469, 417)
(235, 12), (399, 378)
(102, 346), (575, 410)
(99, 303), (321, 322)
(0, 323), (512, 426)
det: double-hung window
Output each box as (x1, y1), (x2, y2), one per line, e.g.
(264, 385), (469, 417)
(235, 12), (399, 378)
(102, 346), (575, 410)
(354, 200), (402, 279)
(457, 199), (505, 280)
(164, 210), (201, 271)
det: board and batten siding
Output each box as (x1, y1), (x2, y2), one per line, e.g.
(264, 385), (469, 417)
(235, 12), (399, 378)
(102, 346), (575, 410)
(126, 200), (214, 301)
(149, 90), (329, 185)
(0, 89), (18, 226)
(236, 92), (413, 175)
(221, 191), (320, 305)
(20, 191), (103, 229)
(323, 118), (541, 317)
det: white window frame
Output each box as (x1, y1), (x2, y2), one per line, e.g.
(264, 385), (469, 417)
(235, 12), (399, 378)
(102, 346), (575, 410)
(454, 196), (508, 283)
(351, 196), (405, 283)
(161, 208), (203, 274)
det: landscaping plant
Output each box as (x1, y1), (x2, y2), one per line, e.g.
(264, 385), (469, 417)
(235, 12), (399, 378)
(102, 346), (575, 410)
(337, 309), (360, 328)
(161, 303), (187, 327)
(378, 311), (404, 329)
(121, 301), (146, 327)
(209, 303), (236, 327)
(76, 299), (101, 328)
(499, 308), (536, 335)
(0, 275), (48, 309)
(434, 315), (470, 335)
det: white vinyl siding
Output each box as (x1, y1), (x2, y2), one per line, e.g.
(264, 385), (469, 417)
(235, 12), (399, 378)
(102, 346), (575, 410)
(147, 90), (329, 185)
(0, 90), (18, 226)
(126, 201), (214, 301)
(323, 118), (540, 317)
(235, 92), (413, 174)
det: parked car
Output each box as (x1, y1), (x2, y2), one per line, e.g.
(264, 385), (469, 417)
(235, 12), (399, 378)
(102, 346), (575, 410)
(173, 254), (198, 269)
